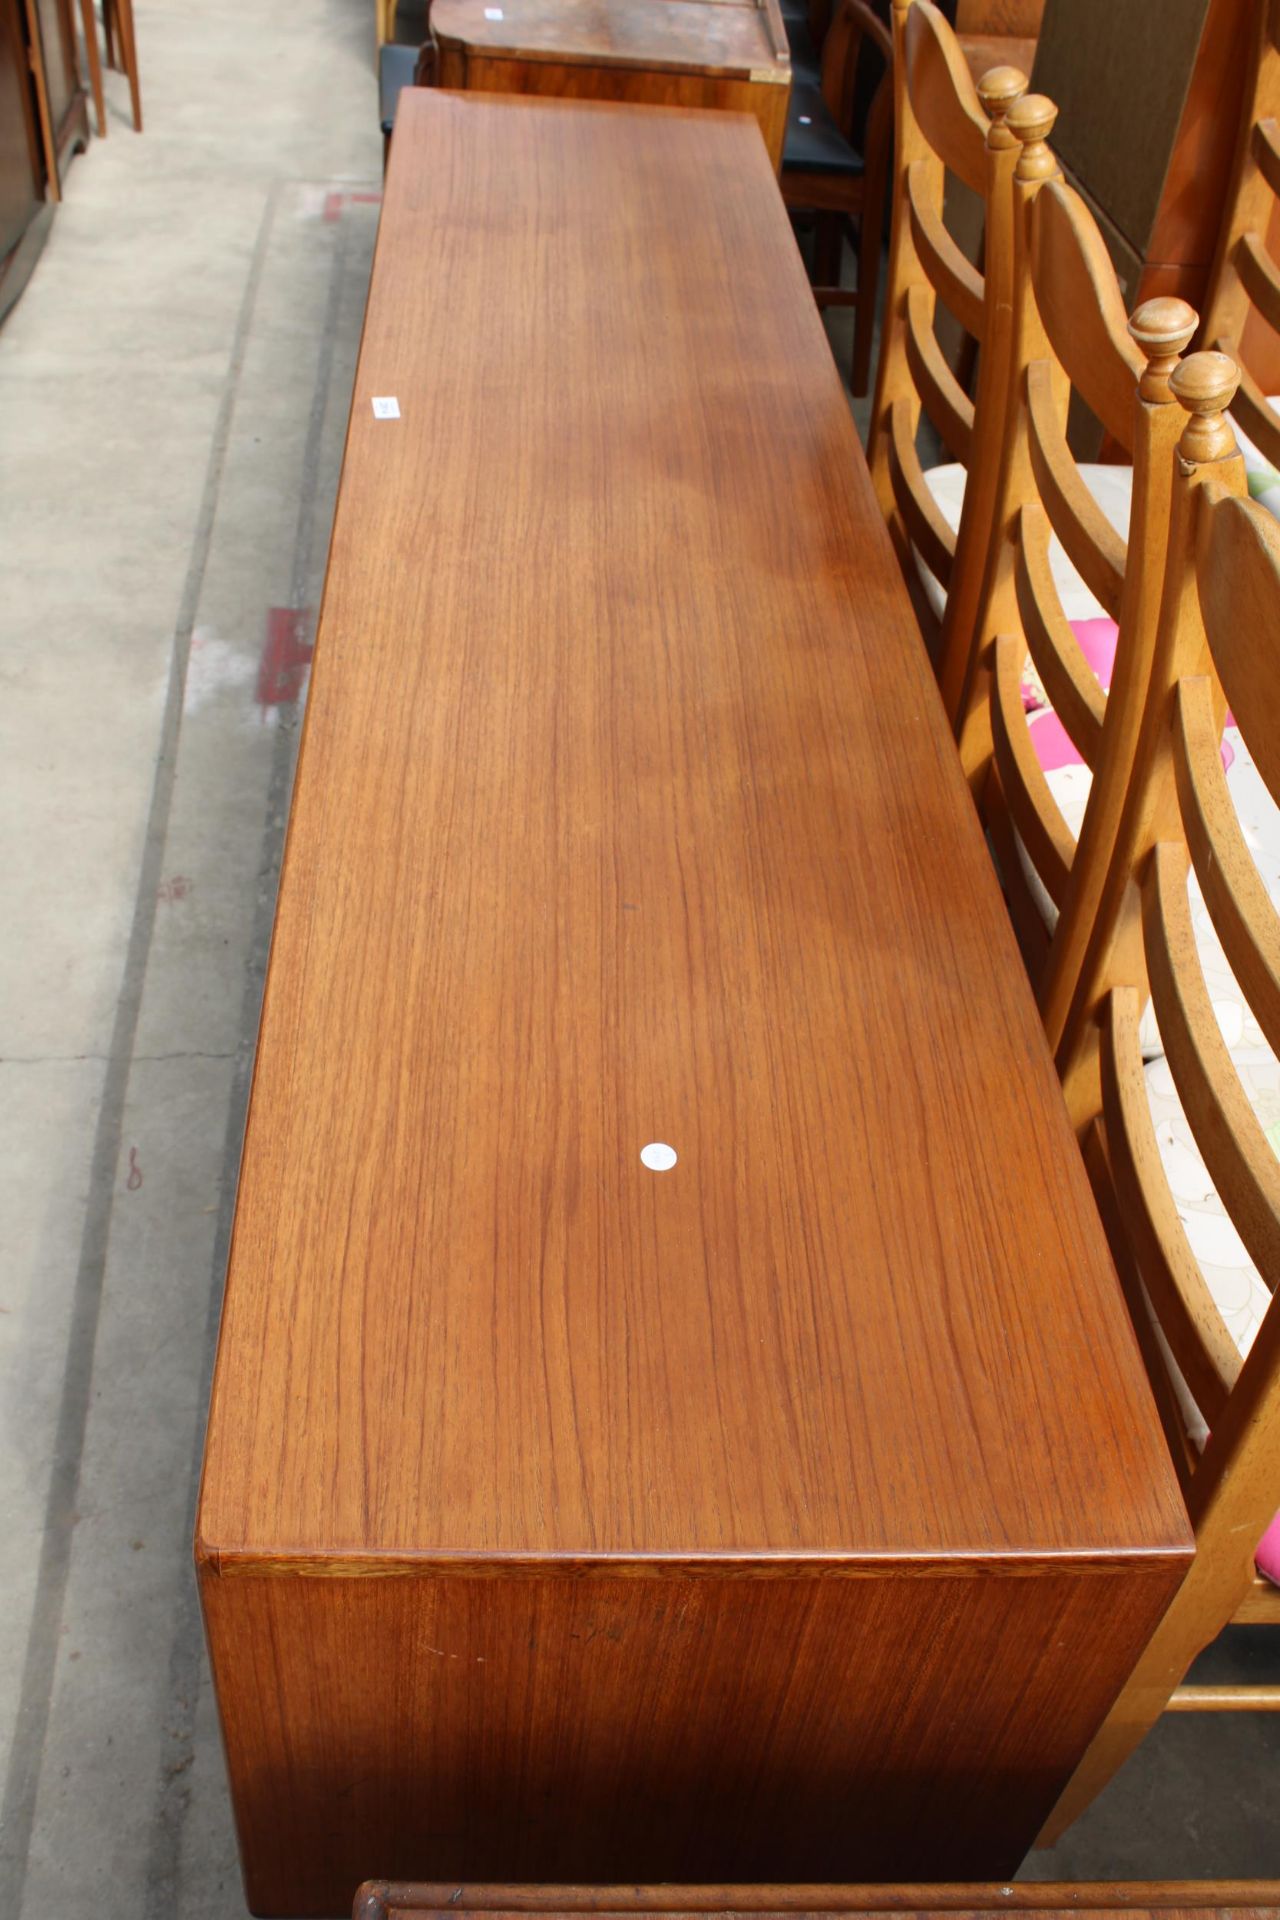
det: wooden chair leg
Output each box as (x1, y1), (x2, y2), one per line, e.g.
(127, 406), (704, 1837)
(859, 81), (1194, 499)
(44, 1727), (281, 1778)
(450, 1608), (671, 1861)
(851, 161), (885, 399)
(1037, 1528), (1265, 1845)
(851, 211), (881, 398)
(814, 210), (843, 293)
(79, 0), (106, 135)
(113, 0), (141, 130)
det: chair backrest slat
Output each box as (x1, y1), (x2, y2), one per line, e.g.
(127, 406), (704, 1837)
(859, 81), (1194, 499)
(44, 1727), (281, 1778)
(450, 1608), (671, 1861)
(868, 0), (1027, 663)
(1030, 179), (1145, 448)
(906, 163), (985, 338)
(1082, 1114), (1207, 1493)
(1196, 476), (1280, 792)
(1097, 988), (1242, 1422)
(1056, 354), (1280, 1457)
(1013, 507), (1106, 763)
(903, 0), (988, 194)
(904, 286), (974, 460)
(1232, 362), (1280, 468)
(1237, 228), (1280, 337)
(989, 639), (1075, 905)
(1201, 0), (1280, 413)
(1255, 111), (1280, 196)
(1174, 674), (1280, 1064)
(888, 402), (956, 584)
(1141, 839), (1280, 1291)
(1025, 358), (1127, 615)
(947, 96), (1199, 1058)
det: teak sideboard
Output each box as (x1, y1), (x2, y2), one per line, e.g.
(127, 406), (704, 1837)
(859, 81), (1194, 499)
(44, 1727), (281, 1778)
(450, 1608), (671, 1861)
(197, 91), (1192, 1919)
(428, 0), (792, 168)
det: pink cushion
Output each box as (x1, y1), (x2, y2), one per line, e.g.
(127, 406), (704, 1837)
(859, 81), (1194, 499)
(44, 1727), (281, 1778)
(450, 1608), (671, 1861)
(1026, 618), (1234, 775)
(1258, 1509), (1280, 1587)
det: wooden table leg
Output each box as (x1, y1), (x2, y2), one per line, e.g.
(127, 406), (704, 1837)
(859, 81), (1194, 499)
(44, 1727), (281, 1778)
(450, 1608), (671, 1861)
(79, 0), (106, 134)
(113, 0), (141, 130)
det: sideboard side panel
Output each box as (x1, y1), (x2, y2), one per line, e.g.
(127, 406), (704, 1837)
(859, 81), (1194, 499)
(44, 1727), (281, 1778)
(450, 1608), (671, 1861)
(200, 1563), (1183, 1918)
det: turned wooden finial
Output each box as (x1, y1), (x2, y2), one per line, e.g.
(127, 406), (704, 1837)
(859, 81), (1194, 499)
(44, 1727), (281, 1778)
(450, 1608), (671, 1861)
(1128, 297), (1198, 404)
(1008, 93), (1058, 182)
(1170, 351), (1241, 466)
(978, 66), (1027, 148)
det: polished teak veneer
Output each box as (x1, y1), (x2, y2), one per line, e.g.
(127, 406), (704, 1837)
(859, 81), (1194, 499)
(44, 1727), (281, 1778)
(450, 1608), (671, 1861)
(197, 89), (1192, 1919)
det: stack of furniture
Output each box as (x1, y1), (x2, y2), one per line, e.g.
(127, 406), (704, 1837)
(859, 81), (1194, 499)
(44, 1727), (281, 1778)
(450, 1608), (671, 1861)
(203, 4), (1280, 1910)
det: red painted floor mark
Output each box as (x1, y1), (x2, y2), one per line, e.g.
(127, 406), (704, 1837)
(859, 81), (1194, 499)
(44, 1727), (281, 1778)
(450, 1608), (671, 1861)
(126, 1148), (143, 1192)
(322, 190), (345, 223)
(348, 192), (382, 205)
(258, 608), (313, 707)
(156, 875), (192, 904)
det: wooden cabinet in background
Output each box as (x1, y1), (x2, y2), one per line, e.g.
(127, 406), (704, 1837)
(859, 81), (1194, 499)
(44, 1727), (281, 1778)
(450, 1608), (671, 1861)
(1030, 0), (1249, 321)
(0, 0), (88, 323)
(429, 0), (793, 169)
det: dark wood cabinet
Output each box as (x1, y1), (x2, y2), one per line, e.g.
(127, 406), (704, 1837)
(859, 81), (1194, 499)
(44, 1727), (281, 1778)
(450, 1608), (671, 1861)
(0, 0), (88, 323)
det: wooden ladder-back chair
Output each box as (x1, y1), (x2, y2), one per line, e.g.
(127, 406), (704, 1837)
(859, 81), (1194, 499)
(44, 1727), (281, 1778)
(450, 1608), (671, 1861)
(781, 0), (894, 398)
(1040, 352), (1280, 1843)
(1200, 0), (1280, 517)
(865, 0), (1026, 670)
(950, 96), (1199, 1056)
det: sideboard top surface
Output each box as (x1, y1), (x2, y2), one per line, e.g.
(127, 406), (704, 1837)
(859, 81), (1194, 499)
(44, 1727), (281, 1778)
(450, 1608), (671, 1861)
(197, 92), (1189, 1574)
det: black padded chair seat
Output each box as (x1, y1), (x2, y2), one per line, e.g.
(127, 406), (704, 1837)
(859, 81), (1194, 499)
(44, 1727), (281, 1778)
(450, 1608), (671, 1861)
(379, 40), (419, 137)
(782, 81), (865, 177)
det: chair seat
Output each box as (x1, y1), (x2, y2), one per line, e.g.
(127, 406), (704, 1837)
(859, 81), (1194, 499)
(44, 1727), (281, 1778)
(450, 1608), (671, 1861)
(917, 458), (1134, 623)
(782, 82), (864, 178)
(379, 40), (419, 137)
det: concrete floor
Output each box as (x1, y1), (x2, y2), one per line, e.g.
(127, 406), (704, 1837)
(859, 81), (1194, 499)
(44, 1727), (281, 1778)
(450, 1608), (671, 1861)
(0, 6), (1276, 1916)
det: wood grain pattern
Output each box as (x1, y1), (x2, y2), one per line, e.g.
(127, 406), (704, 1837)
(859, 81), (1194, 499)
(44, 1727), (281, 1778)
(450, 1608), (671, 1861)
(431, 0), (791, 166)
(207, 1566), (1183, 1914)
(353, 1888), (1280, 1920)
(196, 92), (1190, 1916)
